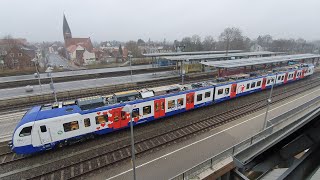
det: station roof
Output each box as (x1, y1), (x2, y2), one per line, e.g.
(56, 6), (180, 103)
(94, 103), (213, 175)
(200, 54), (320, 68)
(142, 50), (243, 57)
(163, 51), (285, 61)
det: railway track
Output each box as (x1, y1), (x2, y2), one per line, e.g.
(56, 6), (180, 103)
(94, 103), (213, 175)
(0, 152), (24, 166)
(0, 75), (319, 180)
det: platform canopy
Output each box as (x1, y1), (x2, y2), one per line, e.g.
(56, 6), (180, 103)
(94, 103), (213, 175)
(200, 54), (320, 68)
(142, 50), (243, 57)
(163, 51), (285, 61)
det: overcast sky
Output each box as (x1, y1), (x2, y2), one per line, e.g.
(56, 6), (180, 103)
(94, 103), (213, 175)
(1, 0), (319, 42)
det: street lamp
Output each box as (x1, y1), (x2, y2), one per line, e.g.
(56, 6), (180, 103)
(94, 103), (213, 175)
(263, 77), (275, 130)
(31, 57), (42, 92)
(122, 104), (136, 180)
(45, 67), (57, 102)
(128, 52), (133, 82)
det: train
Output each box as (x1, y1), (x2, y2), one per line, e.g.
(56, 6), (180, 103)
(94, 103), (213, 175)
(10, 64), (314, 154)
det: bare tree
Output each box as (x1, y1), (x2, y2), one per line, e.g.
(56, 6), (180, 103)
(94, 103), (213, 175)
(219, 27), (243, 55)
(126, 41), (141, 58)
(2, 35), (16, 49)
(180, 35), (203, 52)
(181, 36), (192, 51)
(191, 34), (202, 51)
(118, 44), (123, 57)
(202, 36), (216, 51)
(257, 35), (273, 49)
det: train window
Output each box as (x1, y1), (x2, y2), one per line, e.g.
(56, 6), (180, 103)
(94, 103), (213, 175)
(247, 83), (250, 89)
(114, 114), (119, 122)
(218, 89), (223, 95)
(281, 76), (284, 80)
(278, 76), (281, 80)
(205, 91), (211, 98)
(168, 100), (176, 109)
(251, 82), (256, 88)
(161, 102), (165, 110)
(121, 111), (126, 120)
(197, 94), (203, 101)
(267, 79), (270, 84)
(177, 98), (184, 106)
(257, 81), (261, 87)
(66, 108), (73, 112)
(132, 108), (139, 118)
(40, 125), (47, 133)
(155, 102), (159, 112)
(143, 105), (151, 115)
(19, 126), (32, 137)
(84, 118), (91, 127)
(225, 88), (230, 95)
(95, 115), (108, 124)
(63, 121), (79, 132)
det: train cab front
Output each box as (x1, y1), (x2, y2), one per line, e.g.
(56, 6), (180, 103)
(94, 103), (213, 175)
(11, 106), (41, 155)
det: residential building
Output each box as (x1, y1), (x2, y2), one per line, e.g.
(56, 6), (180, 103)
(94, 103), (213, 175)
(4, 46), (36, 69)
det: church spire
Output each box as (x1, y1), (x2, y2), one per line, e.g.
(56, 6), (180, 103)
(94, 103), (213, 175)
(63, 14), (72, 40)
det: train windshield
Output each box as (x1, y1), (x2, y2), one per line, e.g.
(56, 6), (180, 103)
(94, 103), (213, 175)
(19, 126), (32, 137)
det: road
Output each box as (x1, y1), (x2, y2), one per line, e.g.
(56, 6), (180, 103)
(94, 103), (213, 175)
(46, 53), (81, 70)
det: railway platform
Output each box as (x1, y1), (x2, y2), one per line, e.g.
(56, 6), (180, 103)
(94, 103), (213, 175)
(0, 64), (158, 83)
(0, 65), (175, 89)
(96, 85), (320, 180)
(0, 71), (177, 101)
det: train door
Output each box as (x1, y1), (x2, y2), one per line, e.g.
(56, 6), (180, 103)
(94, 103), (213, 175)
(230, 84), (237, 98)
(301, 69), (305, 78)
(111, 107), (123, 129)
(154, 99), (165, 119)
(293, 70), (297, 80)
(38, 125), (52, 144)
(261, 78), (267, 90)
(284, 73), (288, 83)
(186, 92), (195, 110)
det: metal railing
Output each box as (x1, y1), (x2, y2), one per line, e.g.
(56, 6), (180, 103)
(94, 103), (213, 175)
(171, 96), (320, 180)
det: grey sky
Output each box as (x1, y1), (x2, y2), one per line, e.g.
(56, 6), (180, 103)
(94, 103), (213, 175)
(1, 0), (319, 42)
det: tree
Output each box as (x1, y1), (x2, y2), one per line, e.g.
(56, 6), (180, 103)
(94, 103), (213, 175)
(180, 35), (203, 52)
(191, 34), (203, 51)
(126, 41), (141, 58)
(202, 36), (216, 51)
(2, 35), (17, 49)
(181, 36), (192, 51)
(137, 39), (145, 45)
(118, 44), (123, 57)
(257, 35), (273, 49)
(219, 27), (243, 54)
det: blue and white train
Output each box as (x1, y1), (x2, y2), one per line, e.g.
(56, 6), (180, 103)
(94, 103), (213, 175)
(10, 64), (315, 154)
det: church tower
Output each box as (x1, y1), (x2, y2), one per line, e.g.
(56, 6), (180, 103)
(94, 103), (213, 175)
(63, 14), (72, 40)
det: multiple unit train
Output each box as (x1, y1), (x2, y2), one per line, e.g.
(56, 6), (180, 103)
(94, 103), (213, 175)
(10, 64), (315, 154)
